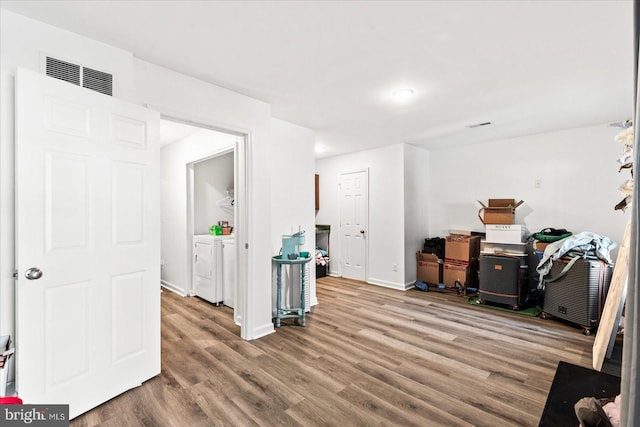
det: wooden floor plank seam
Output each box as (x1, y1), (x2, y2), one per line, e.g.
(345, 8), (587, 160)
(70, 277), (597, 426)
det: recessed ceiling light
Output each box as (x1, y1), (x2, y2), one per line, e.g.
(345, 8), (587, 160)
(392, 88), (414, 100)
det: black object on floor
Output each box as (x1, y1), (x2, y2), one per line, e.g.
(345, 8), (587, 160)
(479, 254), (523, 308)
(538, 361), (620, 426)
(316, 264), (327, 278)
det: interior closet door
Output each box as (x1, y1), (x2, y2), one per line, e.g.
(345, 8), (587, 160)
(339, 170), (369, 281)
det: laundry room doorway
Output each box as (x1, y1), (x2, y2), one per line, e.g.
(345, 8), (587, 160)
(159, 117), (247, 333)
(187, 147), (241, 326)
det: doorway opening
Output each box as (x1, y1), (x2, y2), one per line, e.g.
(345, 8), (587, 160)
(159, 117), (248, 335)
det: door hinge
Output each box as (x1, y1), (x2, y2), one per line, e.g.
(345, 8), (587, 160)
(245, 243), (249, 249)
(13, 270), (18, 278)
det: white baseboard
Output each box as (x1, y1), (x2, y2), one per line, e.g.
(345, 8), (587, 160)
(161, 281), (187, 296)
(246, 322), (276, 340)
(366, 277), (412, 291)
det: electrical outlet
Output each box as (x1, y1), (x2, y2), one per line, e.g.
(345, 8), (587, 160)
(534, 179), (542, 189)
(392, 264), (398, 272)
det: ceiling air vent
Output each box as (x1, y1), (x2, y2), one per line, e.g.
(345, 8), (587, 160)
(82, 67), (113, 96)
(45, 56), (113, 96)
(46, 56), (81, 86)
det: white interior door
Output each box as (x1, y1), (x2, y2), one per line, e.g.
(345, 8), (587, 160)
(340, 170), (369, 281)
(15, 67), (160, 419)
(222, 239), (236, 310)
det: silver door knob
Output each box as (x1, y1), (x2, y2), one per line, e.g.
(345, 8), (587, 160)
(25, 268), (43, 280)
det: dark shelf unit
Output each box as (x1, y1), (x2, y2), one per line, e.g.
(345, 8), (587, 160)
(315, 224), (330, 278)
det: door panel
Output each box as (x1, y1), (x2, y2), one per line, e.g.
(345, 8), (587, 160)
(43, 96), (92, 137)
(111, 114), (148, 147)
(45, 152), (91, 251)
(111, 271), (145, 363)
(112, 161), (145, 244)
(45, 281), (90, 388)
(15, 67), (160, 419)
(340, 170), (368, 281)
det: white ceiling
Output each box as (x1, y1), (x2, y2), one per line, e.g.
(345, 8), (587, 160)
(159, 119), (202, 147)
(1, 0), (634, 158)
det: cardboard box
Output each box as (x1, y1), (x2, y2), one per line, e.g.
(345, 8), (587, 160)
(445, 235), (481, 264)
(477, 199), (524, 224)
(485, 224), (528, 244)
(443, 260), (479, 289)
(535, 241), (550, 252)
(416, 252), (442, 284)
(417, 252), (442, 263)
(417, 260), (442, 285)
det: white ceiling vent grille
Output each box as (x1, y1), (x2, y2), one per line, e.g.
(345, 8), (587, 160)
(46, 56), (81, 86)
(82, 67), (113, 96)
(45, 56), (113, 96)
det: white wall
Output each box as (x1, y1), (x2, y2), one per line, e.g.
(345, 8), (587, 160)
(0, 9), (288, 341)
(270, 118), (317, 310)
(404, 144), (430, 284)
(160, 130), (237, 295)
(315, 144), (408, 289)
(131, 58), (275, 339)
(317, 124), (628, 291)
(427, 124), (630, 255)
(0, 10), (136, 338)
(194, 151), (235, 235)
(2, 8), (628, 343)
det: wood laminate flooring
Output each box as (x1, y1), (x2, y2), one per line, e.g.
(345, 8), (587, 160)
(71, 276), (596, 426)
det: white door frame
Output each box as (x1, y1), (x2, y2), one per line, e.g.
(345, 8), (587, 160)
(149, 107), (251, 338)
(339, 168), (369, 281)
(186, 145), (235, 295)
(186, 145), (243, 326)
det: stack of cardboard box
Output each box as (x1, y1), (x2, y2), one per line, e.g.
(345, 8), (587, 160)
(478, 199), (526, 244)
(443, 234), (481, 291)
